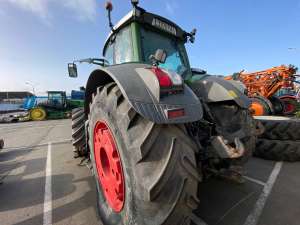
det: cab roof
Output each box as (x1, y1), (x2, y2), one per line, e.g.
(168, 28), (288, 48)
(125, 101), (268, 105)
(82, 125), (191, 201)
(103, 7), (189, 54)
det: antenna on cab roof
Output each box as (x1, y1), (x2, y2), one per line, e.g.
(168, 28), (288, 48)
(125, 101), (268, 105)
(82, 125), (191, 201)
(105, 1), (114, 31)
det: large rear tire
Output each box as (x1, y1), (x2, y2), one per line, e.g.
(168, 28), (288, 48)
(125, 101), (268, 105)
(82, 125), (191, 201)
(254, 139), (300, 162)
(71, 108), (86, 157)
(88, 83), (200, 225)
(255, 116), (300, 141)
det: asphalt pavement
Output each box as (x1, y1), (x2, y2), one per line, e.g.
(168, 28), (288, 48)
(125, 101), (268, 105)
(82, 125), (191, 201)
(0, 120), (299, 225)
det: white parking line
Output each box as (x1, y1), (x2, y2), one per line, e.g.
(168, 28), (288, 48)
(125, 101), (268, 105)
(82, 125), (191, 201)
(1, 124), (69, 131)
(43, 142), (52, 225)
(243, 162), (283, 225)
(190, 213), (208, 225)
(243, 176), (266, 186)
(3, 139), (72, 151)
(216, 191), (255, 225)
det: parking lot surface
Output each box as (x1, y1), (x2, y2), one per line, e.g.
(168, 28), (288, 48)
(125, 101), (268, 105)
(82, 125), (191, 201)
(0, 120), (299, 225)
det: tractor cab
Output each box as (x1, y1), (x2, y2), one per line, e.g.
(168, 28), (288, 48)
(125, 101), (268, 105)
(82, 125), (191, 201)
(47, 91), (67, 109)
(102, 1), (196, 79)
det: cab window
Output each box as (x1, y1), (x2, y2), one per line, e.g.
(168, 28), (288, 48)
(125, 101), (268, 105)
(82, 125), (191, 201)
(140, 27), (187, 75)
(104, 42), (114, 65)
(114, 26), (134, 64)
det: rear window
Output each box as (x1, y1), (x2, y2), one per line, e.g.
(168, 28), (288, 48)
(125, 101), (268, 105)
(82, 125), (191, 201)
(103, 26), (134, 65)
(140, 27), (187, 75)
(115, 26), (134, 64)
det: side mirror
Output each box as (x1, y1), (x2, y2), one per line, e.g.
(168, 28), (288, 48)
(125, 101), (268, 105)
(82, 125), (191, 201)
(149, 49), (167, 66)
(154, 49), (167, 63)
(187, 28), (197, 43)
(68, 63), (78, 78)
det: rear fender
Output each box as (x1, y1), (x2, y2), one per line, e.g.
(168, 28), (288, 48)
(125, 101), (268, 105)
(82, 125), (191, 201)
(85, 63), (203, 124)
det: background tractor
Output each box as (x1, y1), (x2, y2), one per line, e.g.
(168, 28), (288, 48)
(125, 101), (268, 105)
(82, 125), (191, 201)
(225, 65), (300, 116)
(29, 91), (84, 121)
(68, 1), (257, 224)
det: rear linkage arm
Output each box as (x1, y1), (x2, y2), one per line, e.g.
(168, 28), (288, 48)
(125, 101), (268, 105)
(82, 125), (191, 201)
(186, 100), (248, 183)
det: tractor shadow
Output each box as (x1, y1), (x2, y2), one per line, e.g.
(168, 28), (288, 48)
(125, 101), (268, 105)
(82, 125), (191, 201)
(195, 178), (261, 225)
(0, 147), (33, 163)
(194, 157), (275, 225)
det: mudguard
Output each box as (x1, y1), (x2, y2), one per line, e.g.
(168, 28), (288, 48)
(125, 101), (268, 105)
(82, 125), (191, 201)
(85, 63), (203, 124)
(188, 75), (251, 109)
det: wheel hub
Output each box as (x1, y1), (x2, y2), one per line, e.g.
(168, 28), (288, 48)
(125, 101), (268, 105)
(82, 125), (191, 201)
(93, 121), (125, 212)
(30, 108), (46, 121)
(250, 102), (265, 116)
(33, 111), (41, 117)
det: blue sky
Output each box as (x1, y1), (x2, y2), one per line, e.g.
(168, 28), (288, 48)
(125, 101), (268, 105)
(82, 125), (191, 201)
(0, 0), (299, 95)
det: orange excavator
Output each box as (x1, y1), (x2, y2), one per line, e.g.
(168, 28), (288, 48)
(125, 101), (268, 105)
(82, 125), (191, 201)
(225, 65), (299, 116)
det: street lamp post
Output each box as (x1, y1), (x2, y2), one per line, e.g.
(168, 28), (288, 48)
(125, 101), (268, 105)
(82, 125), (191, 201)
(25, 81), (36, 95)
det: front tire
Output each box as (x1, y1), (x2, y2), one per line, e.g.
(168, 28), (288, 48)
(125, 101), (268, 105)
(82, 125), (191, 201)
(71, 108), (86, 157)
(0, 139), (4, 149)
(88, 83), (200, 225)
(30, 107), (47, 121)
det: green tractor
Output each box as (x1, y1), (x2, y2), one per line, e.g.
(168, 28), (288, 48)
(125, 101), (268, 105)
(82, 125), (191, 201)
(30, 91), (84, 121)
(68, 1), (257, 224)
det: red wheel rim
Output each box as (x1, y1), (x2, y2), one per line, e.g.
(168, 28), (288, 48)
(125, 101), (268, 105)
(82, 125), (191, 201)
(93, 121), (125, 212)
(284, 103), (296, 114)
(280, 97), (297, 114)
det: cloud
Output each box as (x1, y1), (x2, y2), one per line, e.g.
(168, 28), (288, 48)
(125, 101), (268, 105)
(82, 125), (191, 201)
(3, 0), (97, 24)
(165, 1), (179, 15)
(6, 0), (49, 19)
(62, 0), (97, 22)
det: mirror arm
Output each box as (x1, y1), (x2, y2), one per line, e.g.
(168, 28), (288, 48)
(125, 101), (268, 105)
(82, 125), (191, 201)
(73, 58), (109, 66)
(74, 58), (92, 64)
(93, 62), (106, 66)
